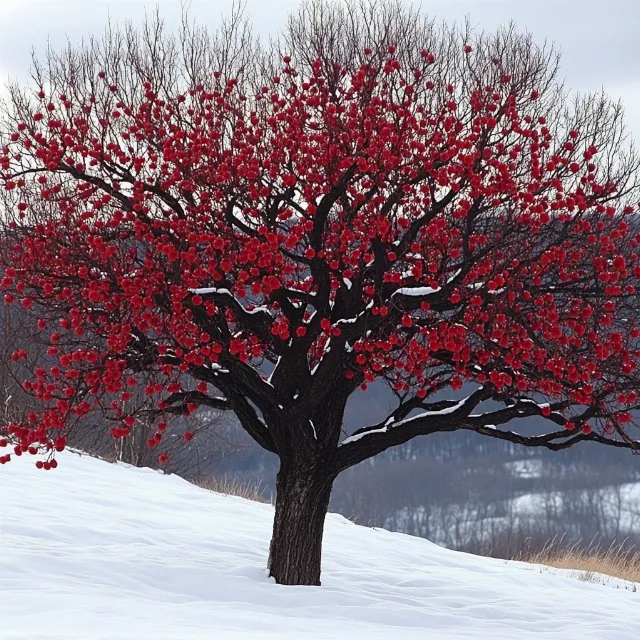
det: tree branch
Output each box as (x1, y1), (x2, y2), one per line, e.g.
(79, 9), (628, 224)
(334, 386), (490, 472)
(157, 390), (231, 414)
(335, 388), (640, 472)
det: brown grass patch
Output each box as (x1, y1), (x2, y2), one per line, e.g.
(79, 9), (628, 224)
(519, 536), (640, 589)
(191, 474), (269, 503)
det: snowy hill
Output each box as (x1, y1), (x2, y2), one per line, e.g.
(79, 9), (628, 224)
(2, 452), (639, 640)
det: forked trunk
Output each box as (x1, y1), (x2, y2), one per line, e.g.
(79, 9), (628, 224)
(267, 461), (335, 586)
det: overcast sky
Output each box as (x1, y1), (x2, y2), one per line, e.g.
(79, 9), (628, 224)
(0, 0), (638, 138)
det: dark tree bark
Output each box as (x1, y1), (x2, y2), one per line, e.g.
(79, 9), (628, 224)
(268, 459), (336, 586)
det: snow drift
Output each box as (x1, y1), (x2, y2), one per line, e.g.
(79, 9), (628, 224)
(1, 451), (638, 639)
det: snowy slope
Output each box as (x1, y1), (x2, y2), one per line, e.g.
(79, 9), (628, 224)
(1, 452), (638, 640)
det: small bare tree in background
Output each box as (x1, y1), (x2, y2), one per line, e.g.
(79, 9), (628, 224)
(66, 396), (243, 478)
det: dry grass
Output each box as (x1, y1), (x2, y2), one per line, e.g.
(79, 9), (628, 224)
(191, 474), (269, 504)
(518, 536), (640, 590)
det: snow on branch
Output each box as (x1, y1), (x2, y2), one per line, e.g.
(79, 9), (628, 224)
(340, 395), (475, 446)
(189, 287), (274, 317)
(390, 270), (462, 299)
(391, 285), (440, 297)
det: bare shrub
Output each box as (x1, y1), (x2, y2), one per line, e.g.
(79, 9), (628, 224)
(66, 407), (246, 479)
(519, 536), (640, 588)
(191, 473), (268, 503)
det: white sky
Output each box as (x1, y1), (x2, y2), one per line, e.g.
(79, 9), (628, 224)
(0, 0), (638, 140)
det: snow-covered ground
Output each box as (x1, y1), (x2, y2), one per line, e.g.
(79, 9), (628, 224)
(2, 452), (638, 640)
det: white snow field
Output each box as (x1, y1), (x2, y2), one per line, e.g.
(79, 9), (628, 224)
(2, 452), (639, 640)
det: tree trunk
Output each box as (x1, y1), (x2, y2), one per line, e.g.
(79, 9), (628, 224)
(268, 461), (335, 586)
